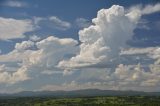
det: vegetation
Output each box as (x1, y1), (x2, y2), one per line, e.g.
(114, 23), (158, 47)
(0, 96), (160, 106)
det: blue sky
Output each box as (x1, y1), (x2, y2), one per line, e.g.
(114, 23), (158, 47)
(0, 0), (159, 53)
(0, 0), (160, 93)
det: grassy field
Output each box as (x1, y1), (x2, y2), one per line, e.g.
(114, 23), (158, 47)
(0, 96), (160, 106)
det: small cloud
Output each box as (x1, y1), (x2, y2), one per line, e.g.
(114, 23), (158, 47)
(137, 19), (150, 30)
(128, 3), (160, 18)
(75, 18), (92, 28)
(15, 40), (35, 51)
(49, 16), (71, 30)
(141, 3), (160, 15)
(0, 17), (34, 40)
(33, 16), (45, 25)
(29, 35), (41, 42)
(63, 69), (73, 76)
(33, 16), (71, 31)
(3, 0), (28, 8)
(41, 70), (62, 75)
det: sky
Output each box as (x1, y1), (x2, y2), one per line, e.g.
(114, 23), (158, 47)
(0, 0), (160, 93)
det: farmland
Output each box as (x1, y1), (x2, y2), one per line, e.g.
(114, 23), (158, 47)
(0, 96), (160, 106)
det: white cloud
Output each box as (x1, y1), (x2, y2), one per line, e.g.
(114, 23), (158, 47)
(54, 64), (160, 92)
(55, 4), (160, 92)
(121, 47), (160, 65)
(120, 47), (157, 55)
(141, 3), (160, 15)
(49, 16), (71, 30)
(0, 4), (160, 92)
(0, 64), (6, 72)
(40, 77), (160, 91)
(137, 19), (150, 30)
(15, 40), (35, 51)
(30, 36), (78, 68)
(63, 69), (74, 76)
(3, 1), (28, 8)
(150, 48), (160, 65)
(75, 18), (92, 28)
(33, 17), (44, 25)
(58, 4), (160, 70)
(0, 36), (78, 84)
(0, 17), (34, 40)
(33, 16), (71, 31)
(127, 3), (160, 19)
(112, 64), (160, 91)
(0, 65), (29, 84)
(58, 5), (138, 70)
(29, 35), (41, 41)
(0, 49), (32, 63)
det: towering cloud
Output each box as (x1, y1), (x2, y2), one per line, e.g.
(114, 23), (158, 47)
(58, 5), (138, 70)
(58, 4), (160, 70)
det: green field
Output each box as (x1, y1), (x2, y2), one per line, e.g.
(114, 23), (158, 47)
(0, 96), (160, 106)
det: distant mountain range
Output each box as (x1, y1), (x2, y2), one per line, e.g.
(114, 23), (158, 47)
(0, 89), (160, 97)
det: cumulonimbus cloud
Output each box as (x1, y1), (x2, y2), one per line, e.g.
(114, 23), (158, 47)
(58, 4), (160, 70)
